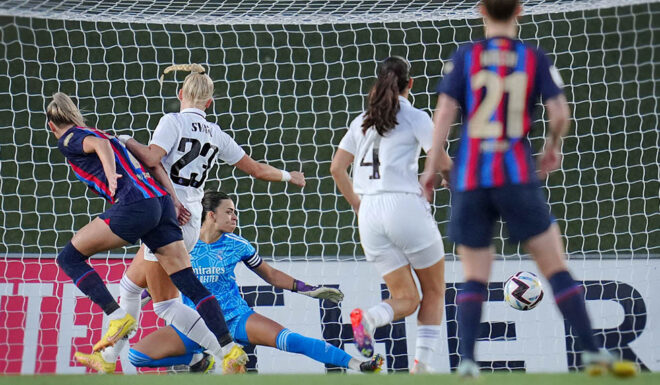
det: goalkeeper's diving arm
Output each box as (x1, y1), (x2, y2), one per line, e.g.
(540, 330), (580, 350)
(252, 261), (344, 303)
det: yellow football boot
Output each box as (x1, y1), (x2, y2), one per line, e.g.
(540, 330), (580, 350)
(221, 344), (248, 374)
(74, 351), (116, 374)
(93, 312), (137, 352)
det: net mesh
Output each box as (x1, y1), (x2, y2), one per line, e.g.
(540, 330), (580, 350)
(0, 0), (658, 374)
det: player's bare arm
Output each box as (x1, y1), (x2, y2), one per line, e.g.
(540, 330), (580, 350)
(421, 94), (458, 200)
(120, 137), (191, 224)
(234, 154), (305, 187)
(330, 148), (360, 214)
(539, 94), (571, 178)
(121, 137), (168, 169)
(81, 136), (121, 197)
(252, 262), (344, 303)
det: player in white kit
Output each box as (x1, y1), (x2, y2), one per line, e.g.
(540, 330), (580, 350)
(75, 64), (305, 373)
(330, 56), (446, 374)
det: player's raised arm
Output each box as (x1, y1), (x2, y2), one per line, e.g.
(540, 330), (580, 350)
(251, 262), (344, 303)
(233, 154), (305, 187)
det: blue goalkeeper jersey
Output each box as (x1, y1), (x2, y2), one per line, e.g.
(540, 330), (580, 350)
(183, 232), (263, 321)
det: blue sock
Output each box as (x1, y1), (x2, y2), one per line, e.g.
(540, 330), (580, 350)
(457, 280), (487, 362)
(276, 329), (352, 368)
(169, 267), (232, 346)
(128, 348), (193, 368)
(56, 242), (119, 315)
(549, 271), (598, 352)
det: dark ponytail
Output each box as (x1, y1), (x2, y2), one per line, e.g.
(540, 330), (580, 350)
(362, 56), (411, 136)
(201, 190), (232, 226)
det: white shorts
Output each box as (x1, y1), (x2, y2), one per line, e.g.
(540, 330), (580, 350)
(358, 192), (444, 276)
(143, 202), (202, 262)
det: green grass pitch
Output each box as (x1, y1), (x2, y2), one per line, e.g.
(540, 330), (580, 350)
(2, 373), (659, 385)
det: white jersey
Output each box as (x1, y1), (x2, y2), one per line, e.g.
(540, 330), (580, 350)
(338, 96), (433, 195)
(150, 107), (245, 205)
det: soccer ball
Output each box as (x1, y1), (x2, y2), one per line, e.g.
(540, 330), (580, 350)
(504, 271), (544, 311)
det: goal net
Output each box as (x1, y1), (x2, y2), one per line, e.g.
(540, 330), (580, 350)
(0, 0), (658, 375)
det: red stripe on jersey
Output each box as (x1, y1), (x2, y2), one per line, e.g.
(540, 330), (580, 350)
(68, 160), (115, 204)
(466, 43), (485, 190)
(493, 39), (511, 187)
(85, 127), (157, 198)
(513, 140), (529, 184)
(466, 138), (481, 190)
(141, 167), (167, 195)
(523, 47), (537, 136)
(468, 43), (485, 120)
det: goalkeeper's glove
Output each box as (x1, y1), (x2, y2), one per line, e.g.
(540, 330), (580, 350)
(292, 279), (344, 303)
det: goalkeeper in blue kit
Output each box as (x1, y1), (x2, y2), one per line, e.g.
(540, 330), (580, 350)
(128, 191), (384, 373)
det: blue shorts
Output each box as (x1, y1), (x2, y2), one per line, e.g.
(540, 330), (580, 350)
(99, 195), (182, 252)
(449, 183), (554, 248)
(227, 309), (255, 346)
(171, 325), (205, 354)
(172, 309), (255, 352)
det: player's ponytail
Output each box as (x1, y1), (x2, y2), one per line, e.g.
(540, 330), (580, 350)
(362, 56), (411, 136)
(160, 63), (214, 107)
(201, 190), (232, 226)
(46, 92), (85, 128)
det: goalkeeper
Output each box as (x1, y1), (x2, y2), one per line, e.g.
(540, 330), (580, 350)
(128, 191), (384, 373)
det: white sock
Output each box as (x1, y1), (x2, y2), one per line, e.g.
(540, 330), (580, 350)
(108, 307), (127, 321)
(366, 302), (394, 328)
(415, 325), (442, 366)
(348, 358), (361, 371)
(152, 298), (224, 359)
(102, 275), (144, 362)
(189, 352), (204, 366)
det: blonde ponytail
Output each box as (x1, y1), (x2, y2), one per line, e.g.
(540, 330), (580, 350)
(160, 64), (214, 107)
(46, 92), (85, 128)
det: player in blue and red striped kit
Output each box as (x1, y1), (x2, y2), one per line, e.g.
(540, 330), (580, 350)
(421, 0), (636, 378)
(46, 92), (245, 370)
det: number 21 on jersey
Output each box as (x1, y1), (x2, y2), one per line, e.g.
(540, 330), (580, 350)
(469, 70), (527, 139)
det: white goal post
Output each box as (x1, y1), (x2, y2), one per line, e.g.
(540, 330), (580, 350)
(0, 0), (658, 374)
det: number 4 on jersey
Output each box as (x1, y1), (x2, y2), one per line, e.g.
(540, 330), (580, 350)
(360, 147), (381, 180)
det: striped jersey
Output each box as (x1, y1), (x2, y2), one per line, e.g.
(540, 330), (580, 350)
(436, 37), (564, 191)
(57, 126), (167, 204)
(182, 233), (263, 322)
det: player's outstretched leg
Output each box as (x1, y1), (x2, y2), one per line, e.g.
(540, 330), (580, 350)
(128, 325), (215, 373)
(245, 312), (383, 372)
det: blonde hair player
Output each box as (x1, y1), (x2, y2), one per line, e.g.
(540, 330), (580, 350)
(74, 64), (305, 373)
(421, 0), (637, 378)
(45, 92), (246, 375)
(331, 56), (446, 374)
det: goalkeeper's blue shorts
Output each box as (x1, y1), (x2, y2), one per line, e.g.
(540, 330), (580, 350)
(173, 308), (255, 352)
(228, 309), (255, 345)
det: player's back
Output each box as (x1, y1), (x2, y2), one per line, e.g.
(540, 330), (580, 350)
(342, 96), (433, 196)
(151, 108), (245, 205)
(437, 37), (563, 191)
(58, 126), (167, 204)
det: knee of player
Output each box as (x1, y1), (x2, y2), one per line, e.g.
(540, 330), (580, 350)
(396, 293), (421, 316)
(128, 348), (153, 367)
